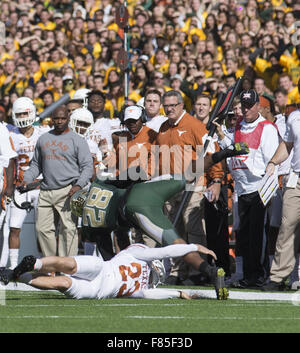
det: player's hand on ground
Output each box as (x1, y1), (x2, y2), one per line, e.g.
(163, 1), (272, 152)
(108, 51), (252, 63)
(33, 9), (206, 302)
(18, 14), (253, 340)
(179, 291), (192, 300)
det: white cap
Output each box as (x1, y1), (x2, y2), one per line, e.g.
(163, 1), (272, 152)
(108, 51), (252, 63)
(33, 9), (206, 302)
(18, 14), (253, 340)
(62, 75), (73, 81)
(140, 55), (149, 61)
(124, 105), (143, 121)
(170, 74), (183, 82)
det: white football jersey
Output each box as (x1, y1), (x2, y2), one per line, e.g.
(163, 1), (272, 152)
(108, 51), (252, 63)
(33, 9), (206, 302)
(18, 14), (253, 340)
(0, 122), (18, 193)
(96, 250), (151, 299)
(92, 243), (198, 299)
(10, 126), (44, 183)
(89, 118), (113, 150)
(86, 137), (103, 168)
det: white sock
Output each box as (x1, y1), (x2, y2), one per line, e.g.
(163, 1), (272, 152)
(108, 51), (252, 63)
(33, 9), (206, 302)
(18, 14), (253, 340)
(9, 249), (19, 269)
(33, 258), (42, 271)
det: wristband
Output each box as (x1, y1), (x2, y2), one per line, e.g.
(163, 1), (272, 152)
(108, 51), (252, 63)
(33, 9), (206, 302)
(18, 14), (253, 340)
(268, 161), (276, 166)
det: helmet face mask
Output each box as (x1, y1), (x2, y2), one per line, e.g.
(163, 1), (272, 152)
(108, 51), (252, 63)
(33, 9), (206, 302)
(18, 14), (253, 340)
(149, 259), (166, 288)
(70, 108), (93, 137)
(12, 97), (36, 128)
(70, 189), (88, 217)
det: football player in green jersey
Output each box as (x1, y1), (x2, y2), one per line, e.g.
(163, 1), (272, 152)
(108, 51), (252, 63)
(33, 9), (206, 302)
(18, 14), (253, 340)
(69, 142), (249, 300)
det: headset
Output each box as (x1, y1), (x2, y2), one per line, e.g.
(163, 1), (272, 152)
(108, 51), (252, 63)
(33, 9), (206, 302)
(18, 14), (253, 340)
(13, 181), (41, 212)
(119, 104), (147, 124)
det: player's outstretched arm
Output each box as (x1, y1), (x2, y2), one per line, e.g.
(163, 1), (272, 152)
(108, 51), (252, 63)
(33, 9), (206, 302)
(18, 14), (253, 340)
(204, 142), (249, 171)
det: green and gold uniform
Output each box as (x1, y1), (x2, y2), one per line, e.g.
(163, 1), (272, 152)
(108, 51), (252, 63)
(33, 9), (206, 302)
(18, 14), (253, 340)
(82, 175), (185, 258)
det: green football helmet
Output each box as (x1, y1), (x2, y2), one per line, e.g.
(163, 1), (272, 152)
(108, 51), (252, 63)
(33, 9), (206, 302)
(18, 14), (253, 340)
(70, 190), (88, 217)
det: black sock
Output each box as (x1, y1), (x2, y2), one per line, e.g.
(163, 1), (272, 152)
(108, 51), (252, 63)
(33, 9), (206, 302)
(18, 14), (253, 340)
(199, 261), (211, 276)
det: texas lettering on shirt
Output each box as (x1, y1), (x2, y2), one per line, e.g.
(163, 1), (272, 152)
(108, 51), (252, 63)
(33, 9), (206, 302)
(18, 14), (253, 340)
(41, 139), (69, 160)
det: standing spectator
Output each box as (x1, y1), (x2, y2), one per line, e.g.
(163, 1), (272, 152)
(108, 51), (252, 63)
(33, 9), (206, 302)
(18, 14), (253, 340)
(87, 90), (113, 151)
(21, 105), (93, 257)
(278, 73), (300, 105)
(263, 105), (300, 291)
(193, 94), (230, 275)
(155, 90), (223, 284)
(220, 90), (280, 288)
(143, 89), (167, 133)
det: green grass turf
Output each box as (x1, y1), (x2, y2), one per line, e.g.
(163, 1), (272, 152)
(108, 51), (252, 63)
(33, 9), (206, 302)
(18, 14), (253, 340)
(0, 289), (299, 333)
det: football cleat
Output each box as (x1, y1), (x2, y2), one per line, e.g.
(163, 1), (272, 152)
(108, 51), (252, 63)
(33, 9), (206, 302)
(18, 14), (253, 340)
(0, 267), (14, 285)
(215, 268), (229, 300)
(207, 266), (229, 300)
(13, 255), (36, 279)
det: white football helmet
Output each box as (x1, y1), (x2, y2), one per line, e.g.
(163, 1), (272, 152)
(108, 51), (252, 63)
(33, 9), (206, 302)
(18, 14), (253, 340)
(70, 108), (94, 137)
(12, 97), (37, 128)
(150, 259), (166, 288)
(73, 88), (91, 109)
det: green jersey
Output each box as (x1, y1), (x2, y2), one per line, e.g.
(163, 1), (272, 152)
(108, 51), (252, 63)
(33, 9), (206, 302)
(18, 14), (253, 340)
(82, 176), (186, 246)
(82, 179), (127, 230)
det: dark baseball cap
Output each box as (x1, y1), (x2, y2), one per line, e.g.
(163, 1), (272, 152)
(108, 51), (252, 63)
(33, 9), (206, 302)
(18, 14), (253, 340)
(240, 89), (259, 108)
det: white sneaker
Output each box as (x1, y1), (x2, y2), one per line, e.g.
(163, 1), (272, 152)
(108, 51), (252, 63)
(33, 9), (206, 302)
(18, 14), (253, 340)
(291, 281), (300, 290)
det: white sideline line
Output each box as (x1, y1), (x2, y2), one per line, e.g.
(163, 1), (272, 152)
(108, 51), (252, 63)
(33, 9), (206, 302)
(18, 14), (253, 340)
(1, 283), (297, 302)
(126, 316), (300, 320)
(0, 315), (299, 321)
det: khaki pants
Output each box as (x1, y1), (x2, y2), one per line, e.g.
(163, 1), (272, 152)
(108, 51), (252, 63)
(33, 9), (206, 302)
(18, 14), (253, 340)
(270, 177), (300, 283)
(164, 190), (206, 280)
(36, 185), (78, 257)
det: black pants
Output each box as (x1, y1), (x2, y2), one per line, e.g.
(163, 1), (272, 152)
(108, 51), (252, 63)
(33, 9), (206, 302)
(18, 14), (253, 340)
(238, 191), (269, 284)
(204, 190), (230, 276)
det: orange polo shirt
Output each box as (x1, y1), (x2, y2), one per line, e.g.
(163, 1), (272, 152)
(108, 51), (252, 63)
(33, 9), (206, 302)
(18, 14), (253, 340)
(155, 112), (224, 184)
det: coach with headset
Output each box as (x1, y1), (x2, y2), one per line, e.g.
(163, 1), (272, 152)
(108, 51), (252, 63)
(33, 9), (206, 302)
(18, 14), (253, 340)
(154, 90), (225, 285)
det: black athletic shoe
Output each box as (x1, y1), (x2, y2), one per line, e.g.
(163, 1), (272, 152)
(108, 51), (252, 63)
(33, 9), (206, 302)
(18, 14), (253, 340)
(13, 255), (36, 279)
(0, 267), (14, 285)
(208, 267), (229, 300)
(230, 279), (251, 289)
(261, 281), (285, 292)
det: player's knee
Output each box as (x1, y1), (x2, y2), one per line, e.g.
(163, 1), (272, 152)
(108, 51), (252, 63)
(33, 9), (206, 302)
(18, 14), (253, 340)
(173, 237), (186, 245)
(58, 257), (77, 274)
(56, 276), (73, 292)
(162, 229), (182, 246)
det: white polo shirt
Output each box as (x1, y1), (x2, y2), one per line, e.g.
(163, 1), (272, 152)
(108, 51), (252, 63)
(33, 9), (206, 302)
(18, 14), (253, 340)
(284, 109), (300, 173)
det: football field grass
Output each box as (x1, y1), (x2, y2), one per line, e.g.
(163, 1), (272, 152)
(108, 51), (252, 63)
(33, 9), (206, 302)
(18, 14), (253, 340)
(0, 286), (299, 334)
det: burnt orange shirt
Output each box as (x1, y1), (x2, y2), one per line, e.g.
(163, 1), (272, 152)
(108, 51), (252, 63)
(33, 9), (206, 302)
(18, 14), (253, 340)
(115, 125), (157, 177)
(155, 112), (224, 183)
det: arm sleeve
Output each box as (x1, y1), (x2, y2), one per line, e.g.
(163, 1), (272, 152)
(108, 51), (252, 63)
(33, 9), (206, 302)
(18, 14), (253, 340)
(132, 288), (181, 299)
(127, 243), (198, 262)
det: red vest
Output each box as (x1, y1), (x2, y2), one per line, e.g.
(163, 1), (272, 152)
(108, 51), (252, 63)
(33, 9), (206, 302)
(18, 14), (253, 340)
(234, 119), (276, 150)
